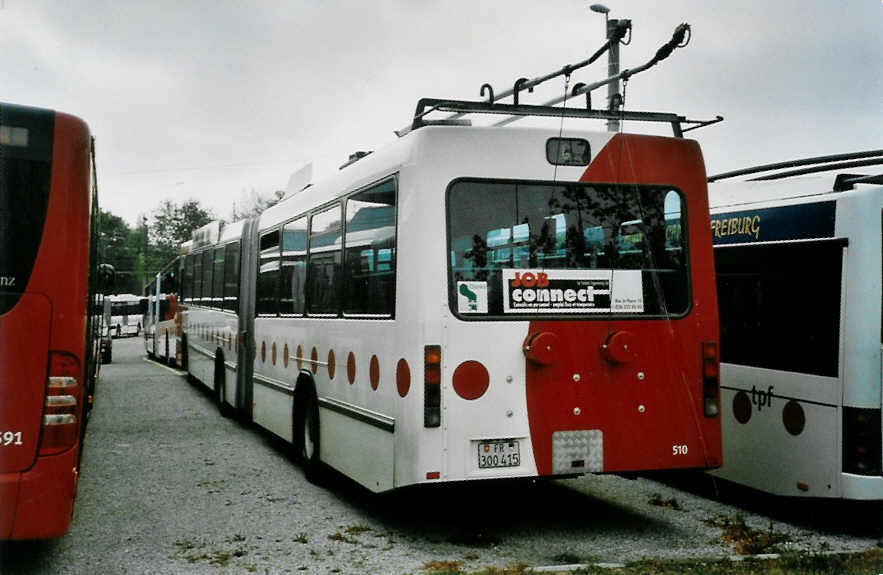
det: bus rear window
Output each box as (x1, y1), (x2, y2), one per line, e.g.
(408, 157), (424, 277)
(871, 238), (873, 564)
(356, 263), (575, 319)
(447, 180), (688, 318)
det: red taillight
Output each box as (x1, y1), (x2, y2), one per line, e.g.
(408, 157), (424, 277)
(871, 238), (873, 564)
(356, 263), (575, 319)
(843, 408), (882, 475)
(702, 342), (719, 418)
(424, 345), (441, 428)
(40, 352), (83, 455)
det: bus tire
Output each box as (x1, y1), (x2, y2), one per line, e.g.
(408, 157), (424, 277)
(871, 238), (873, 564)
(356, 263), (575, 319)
(214, 353), (233, 418)
(294, 385), (323, 484)
(181, 335), (193, 380)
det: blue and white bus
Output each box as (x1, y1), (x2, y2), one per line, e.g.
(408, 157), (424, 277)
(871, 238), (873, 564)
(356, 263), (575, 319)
(708, 154), (883, 500)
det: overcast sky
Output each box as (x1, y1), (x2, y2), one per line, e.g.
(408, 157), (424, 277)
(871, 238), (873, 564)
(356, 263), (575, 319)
(2, 0), (880, 226)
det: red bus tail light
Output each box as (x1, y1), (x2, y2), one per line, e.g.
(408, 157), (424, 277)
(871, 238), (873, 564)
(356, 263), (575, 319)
(424, 345), (441, 428)
(40, 353), (83, 455)
(843, 408), (882, 475)
(702, 342), (719, 418)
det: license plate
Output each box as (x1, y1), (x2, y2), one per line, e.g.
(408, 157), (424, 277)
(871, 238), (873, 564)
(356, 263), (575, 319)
(477, 439), (520, 469)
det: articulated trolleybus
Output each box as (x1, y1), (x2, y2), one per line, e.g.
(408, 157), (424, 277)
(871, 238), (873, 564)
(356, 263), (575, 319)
(0, 102), (105, 538)
(178, 94), (723, 492)
(708, 152), (883, 500)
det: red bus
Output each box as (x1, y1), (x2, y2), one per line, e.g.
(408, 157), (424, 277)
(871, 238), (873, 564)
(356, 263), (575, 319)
(0, 102), (106, 539)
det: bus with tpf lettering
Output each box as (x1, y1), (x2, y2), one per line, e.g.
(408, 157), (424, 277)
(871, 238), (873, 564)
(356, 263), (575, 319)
(172, 95), (722, 493)
(708, 152), (883, 499)
(0, 102), (107, 538)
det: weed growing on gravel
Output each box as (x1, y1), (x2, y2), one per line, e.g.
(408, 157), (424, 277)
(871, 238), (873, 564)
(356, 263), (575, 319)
(551, 552), (582, 564)
(293, 532), (309, 543)
(422, 562), (532, 575)
(170, 537), (249, 567)
(703, 514), (789, 554)
(423, 560), (463, 574)
(345, 524), (372, 535)
(648, 492), (682, 510)
(328, 532), (358, 544)
(569, 548), (883, 574)
(414, 549), (883, 574)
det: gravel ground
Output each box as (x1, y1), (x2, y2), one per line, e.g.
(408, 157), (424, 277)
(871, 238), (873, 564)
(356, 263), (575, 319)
(1, 337), (879, 574)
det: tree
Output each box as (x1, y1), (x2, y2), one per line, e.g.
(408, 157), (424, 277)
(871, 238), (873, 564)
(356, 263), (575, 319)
(230, 188), (286, 222)
(149, 198), (214, 264)
(98, 209), (140, 294)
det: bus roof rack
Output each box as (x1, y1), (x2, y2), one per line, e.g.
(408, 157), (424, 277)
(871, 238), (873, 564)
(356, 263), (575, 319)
(396, 22), (723, 138)
(708, 150), (883, 182)
(403, 97), (723, 138)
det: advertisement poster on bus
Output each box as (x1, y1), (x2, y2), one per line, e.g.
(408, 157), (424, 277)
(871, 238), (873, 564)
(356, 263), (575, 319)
(501, 269), (644, 314)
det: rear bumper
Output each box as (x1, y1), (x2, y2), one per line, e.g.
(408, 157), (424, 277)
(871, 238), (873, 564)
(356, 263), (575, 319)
(0, 448), (78, 539)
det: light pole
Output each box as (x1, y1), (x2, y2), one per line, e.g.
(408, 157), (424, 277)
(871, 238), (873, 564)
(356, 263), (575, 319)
(590, 3), (624, 132)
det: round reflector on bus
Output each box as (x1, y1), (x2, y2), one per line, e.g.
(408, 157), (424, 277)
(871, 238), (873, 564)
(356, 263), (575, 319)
(311, 347), (318, 375)
(601, 331), (638, 364)
(452, 361), (489, 400)
(347, 352), (356, 384)
(370, 355), (380, 390)
(396, 358), (410, 398)
(782, 400), (805, 436)
(328, 350), (336, 380)
(733, 391), (751, 424)
(272, 342), (277, 366)
(522, 331), (560, 365)
(284, 344), (289, 368)
(296, 345), (303, 370)
(261, 341), (266, 364)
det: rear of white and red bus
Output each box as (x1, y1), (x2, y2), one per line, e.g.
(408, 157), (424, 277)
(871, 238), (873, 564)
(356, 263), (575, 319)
(0, 103), (93, 539)
(423, 132), (721, 482)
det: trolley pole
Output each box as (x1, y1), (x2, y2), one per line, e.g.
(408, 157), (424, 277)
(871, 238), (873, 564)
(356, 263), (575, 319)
(590, 5), (629, 132)
(606, 17), (622, 132)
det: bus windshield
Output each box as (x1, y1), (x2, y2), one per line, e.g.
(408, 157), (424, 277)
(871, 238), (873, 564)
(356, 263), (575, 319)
(110, 301), (143, 316)
(447, 180), (688, 318)
(0, 105), (54, 315)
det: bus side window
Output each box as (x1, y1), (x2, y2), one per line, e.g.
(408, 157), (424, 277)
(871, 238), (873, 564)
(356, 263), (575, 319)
(280, 217), (307, 315)
(308, 204), (342, 316)
(212, 246), (225, 309)
(200, 249), (213, 306)
(257, 229), (281, 316)
(182, 255), (193, 303)
(223, 242), (240, 313)
(192, 251), (203, 305)
(343, 180), (396, 316)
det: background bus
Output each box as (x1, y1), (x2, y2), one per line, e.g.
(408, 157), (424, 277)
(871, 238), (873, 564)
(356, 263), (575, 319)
(708, 153), (883, 499)
(0, 102), (107, 539)
(174, 97), (722, 493)
(107, 293), (146, 338)
(143, 258), (181, 366)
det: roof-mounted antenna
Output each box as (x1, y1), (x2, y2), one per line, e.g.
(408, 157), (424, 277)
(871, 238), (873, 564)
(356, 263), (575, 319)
(339, 150), (372, 170)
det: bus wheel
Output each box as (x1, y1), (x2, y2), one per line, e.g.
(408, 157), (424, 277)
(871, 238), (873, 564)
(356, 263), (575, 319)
(295, 389), (323, 483)
(214, 355), (232, 418)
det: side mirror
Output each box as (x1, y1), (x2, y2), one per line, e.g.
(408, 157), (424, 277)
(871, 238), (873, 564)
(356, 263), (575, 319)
(98, 263), (116, 295)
